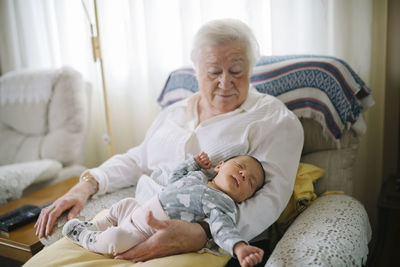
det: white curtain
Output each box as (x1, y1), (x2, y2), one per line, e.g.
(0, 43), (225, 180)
(0, 0), (373, 167)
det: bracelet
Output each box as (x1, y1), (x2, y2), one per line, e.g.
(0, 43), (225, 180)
(81, 173), (98, 194)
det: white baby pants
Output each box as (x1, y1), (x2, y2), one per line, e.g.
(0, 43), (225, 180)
(85, 195), (169, 256)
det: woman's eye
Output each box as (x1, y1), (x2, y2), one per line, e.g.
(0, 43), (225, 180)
(208, 69), (221, 75)
(230, 64), (244, 75)
(230, 71), (241, 76)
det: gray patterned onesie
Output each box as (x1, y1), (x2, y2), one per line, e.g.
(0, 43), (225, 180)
(159, 158), (245, 255)
(63, 158), (246, 256)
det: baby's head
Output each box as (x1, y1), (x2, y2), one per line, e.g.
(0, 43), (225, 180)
(209, 155), (265, 203)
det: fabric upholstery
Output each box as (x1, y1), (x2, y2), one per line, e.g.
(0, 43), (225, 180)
(0, 68), (57, 134)
(301, 147), (357, 196)
(0, 102), (48, 135)
(0, 123), (24, 165)
(300, 118), (359, 195)
(301, 118), (359, 154)
(0, 66), (87, 166)
(0, 159), (62, 204)
(0, 67), (89, 198)
(266, 195), (371, 266)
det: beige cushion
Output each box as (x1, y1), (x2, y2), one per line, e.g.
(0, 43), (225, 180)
(25, 238), (230, 267)
(0, 69), (58, 135)
(301, 146), (357, 195)
(0, 102), (48, 135)
(301, 118), (358, 154)
(0, 123), (25, 165)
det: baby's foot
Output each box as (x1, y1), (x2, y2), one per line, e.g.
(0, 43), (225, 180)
(62, 219), (95, 244)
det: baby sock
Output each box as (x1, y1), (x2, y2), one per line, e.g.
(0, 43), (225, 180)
(62, 218), (97, 246)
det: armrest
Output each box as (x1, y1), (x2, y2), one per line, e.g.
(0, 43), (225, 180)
(0, 159), (62, 205)
(266, 194), (371, 267)
(40, 185), (136, 246)
(23, 164), (87, 196)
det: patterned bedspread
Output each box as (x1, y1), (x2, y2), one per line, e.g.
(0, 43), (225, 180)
(158, 55), (374, 142)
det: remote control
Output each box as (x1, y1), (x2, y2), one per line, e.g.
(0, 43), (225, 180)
(0, 203), (51, 232)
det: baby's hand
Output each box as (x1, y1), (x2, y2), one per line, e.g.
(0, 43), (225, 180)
(234, 242), (264, 267)
(194, 152), (211, 169)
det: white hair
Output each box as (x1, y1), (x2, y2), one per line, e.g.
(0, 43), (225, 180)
(190, 19), (260, 72)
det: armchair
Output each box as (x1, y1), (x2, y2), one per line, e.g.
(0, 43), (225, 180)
(0, 67), (89, 204)
(37, 56), (372, 267)
(159, 55), (374, 266)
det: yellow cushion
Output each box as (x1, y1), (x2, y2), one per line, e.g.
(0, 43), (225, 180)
(24, 210), (231, 267)
(276, 162), (324, 232)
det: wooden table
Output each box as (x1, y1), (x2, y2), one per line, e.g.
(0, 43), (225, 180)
(0, 176), (79, 262)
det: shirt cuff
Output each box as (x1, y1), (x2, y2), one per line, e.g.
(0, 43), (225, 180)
(80, 168), (108, 197)
(197, 239), (226, 256)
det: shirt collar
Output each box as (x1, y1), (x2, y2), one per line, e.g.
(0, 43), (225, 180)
(239, 86), (260, 112)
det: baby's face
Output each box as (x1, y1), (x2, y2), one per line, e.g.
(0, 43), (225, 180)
(212, 156), (264, 203)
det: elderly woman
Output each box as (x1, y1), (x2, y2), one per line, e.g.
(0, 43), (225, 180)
(35, 19), (303, 264)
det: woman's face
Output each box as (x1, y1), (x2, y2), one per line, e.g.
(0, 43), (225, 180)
(197, 42), (250, 115)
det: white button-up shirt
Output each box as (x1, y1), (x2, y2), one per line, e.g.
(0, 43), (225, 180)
(86, 87), (304, 241)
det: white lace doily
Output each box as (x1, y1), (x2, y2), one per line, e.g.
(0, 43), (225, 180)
(266, 194), (371, 267)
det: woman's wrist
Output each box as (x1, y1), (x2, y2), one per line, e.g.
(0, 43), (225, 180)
(80, 172), (99, 196)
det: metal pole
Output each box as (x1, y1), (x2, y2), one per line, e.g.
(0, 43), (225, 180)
(93, 0), (115, 157)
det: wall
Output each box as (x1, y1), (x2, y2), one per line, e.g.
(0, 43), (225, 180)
(353, 0), (387, 229)
(355, 0), (400, 231)
(383, 0), (400, 182)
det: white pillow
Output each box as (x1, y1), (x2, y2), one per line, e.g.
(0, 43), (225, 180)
(0, 159), (62, 204)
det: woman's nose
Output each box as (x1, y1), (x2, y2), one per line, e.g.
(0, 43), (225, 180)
(218, 73), (233, 89)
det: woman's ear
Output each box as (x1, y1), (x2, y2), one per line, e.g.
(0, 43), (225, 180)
(214, 161), (224, 172)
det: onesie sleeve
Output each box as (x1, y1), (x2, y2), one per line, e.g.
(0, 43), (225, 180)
(202, 189), (246, 256)
(169, 158), (200, 183)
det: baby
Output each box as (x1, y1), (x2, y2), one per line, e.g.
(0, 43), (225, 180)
(63, 152), (265, 267)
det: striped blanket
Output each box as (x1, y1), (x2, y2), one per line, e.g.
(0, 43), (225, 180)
(157, 55), (374, 142)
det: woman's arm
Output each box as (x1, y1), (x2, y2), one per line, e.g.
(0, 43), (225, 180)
(115, 211), (207, 261)
(35, 109), (171, 237)
(90, 112), (167, 196)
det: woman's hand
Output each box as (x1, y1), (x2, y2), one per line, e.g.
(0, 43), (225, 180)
(115, 211), (207, 262)
(34, 181), (94, 238)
